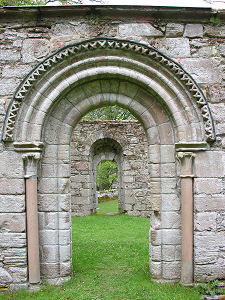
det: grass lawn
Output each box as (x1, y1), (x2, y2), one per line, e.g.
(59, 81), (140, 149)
(1, 207), (202, 299)
(97, 199), (119, 213)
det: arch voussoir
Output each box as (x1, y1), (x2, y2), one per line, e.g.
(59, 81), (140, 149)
(2, 37), (215, 144)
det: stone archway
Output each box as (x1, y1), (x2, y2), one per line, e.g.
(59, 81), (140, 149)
(1, 37), (215, 287)
(70, 120), (151, 217)
(90, 138), (124, 214)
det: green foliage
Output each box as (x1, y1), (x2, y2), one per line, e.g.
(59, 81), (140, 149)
(210, 16), (222, 25)
(0, 0), (105, 6)
(86, 12), (100, 25)
(96, 160), (118, 190)
(83, 105), (135, 121)
(198, 280), (224, 296)
(98, 194), (118, 203)
(0, 0), (45, 5)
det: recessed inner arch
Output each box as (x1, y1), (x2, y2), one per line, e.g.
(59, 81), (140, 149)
(91, 138), (123, 214)
(37, 81), (178, 282)
(16, 70), (204, 144)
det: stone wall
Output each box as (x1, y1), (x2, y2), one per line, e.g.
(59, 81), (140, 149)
(0, 7), (224, 146)
(0, 6), (224, 288)
(70, 120), (150, 217)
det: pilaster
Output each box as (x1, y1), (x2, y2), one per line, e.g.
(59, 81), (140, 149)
(14, 142), (43, 285)
(177, 151), (195, 285)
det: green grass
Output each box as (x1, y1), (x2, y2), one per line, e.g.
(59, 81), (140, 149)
(97, 199), (119, 213)
(1, 214), (202, 300)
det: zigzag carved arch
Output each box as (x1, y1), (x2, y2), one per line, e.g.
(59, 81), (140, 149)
(2, 37), (216, 142)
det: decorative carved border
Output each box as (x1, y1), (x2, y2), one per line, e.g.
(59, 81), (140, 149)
(2, 37), (216, 142)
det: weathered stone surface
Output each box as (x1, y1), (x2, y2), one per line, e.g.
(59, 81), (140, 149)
(216, 211), (225, 231)
(2, 65), (31, 78)
(150, 261), (162, 279)
(150, 179), (161, 194)
(161, 194), (180, 211)
(151, 245), (161, 261)
(60, 261), (71, 276)
(0, 78), (19, 96)
(52, 23), (78, 36)
(40, 263), (59, 278)
(194, 232), (225, 250)
(59, 230), (70, 245)
(195, 151), (224, 177)
(179, 58), (221, 84)
(191, 42), (216, 58)
(0, 267), (12, 283)
(161, 163), (176, 177)
(0, 195), (25, 213)
(149, 38), (190, 58)
(161, 212), (181, 229)
(210, 103), (225, 124)
(166, 23), (184, 37)
(39, 230), (58, 245)
(0, 151), (23, 178)
(160, 145), (175, 163)
(162, 262), (181, 279)
(41, 245), (59, 263)
(195, 248), (219, 265)
(22, 39), (50, 63)
(219, 43), (225, 57)
(59, 212), (70, 230)
(207, 84), (225, 103)
(195, 195), (225, 212)
(38, 178), (58, 194)
(195, 178), (223, 194)
(0, 213), (26, 233)
(0, 50), (20, 62)
(59, 245), (71, 262)
(161, 178), (176, 194)
(204, 25), (225, 38)
(151, 229), (162, 246)
(118, 23), (164, 37)
(184, 24), (203, 38)
(151, 195), (161, 211)
(195, 212), (217, 231)
(149, 145), (161, 163)
(158, 123), (174, 144)
(162, 245), (175, 261)
(7, 266), (27, 282)
(39, 212), (58, 230)
(2, 248), (27, 266)
(0, 233), (26, 248)
(162, 229), (181, 245)
(38, 194), (58, 212)
(195, 263), (225, 281)
(0, 179), (24, 195)
(41, 164), (70, 178)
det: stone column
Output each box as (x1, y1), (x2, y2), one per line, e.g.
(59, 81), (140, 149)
(23, 153), (41, 284)
(14, 142), (43, 285)
(177, 152), (195, 285)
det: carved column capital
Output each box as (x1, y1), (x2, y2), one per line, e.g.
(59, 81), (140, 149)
(14, 142), (43, 178)
(22, 153), (41, 179)
(177, 152), (195, 178)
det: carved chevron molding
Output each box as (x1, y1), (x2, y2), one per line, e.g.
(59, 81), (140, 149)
(2, 37), (215, 142)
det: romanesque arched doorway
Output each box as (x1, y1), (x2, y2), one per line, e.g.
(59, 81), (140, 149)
(1, 37), (215, 287)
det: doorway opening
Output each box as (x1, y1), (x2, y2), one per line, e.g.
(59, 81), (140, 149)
(70, 105), (150, 217)
(96, 160), (119, 214)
